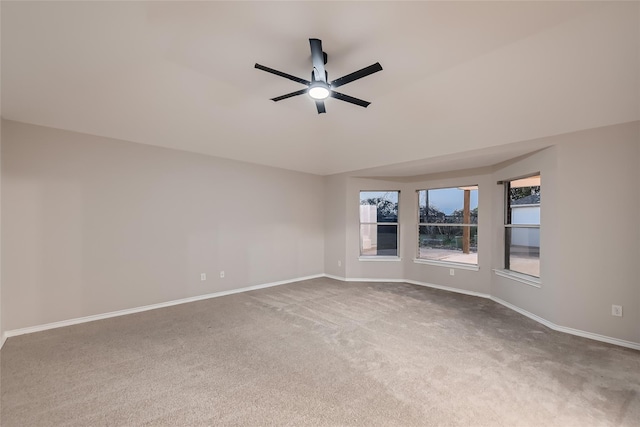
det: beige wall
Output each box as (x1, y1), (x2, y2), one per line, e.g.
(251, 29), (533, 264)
(323, 174), (347, 278)
(491, 146), (559, 322)
(2, 119), (638, 347)
(553, 123), (639, 341)
(345, 178), (404, 280)
(1, 120), (325, 331)
(0, 6), (3, 344)
(329, 122), (639, 345)
(492, 123), (639, 343)
(403, 170), (494, 295)
(0, 117), (3, 344)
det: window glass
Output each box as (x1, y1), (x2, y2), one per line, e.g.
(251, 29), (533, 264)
(419, 187), (478, 224)
(360, 191), (399, 257)
(505, 175), (540, 277)
(417, 186), (478, 265)
(360, 191), (398, 223)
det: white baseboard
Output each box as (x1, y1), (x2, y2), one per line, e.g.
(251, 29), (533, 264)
(326, 276), (490, 299)
(3, 273), (639, 352)
(323, 274), (405, 283)
(323, 274), (346, 281)
(489, 296), (640, 351)
(2, 273), (324, 345)
(488, 296), (556, 330)
(344, 277), (406, 283)
(405, 279), (491, 299)
(327, 275), (640, 351)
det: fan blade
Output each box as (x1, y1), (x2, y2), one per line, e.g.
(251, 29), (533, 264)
(330, 91), (371, 108)
(315, 100), (326, 114)
(255, 63), (310, 85)
(309, 38), (327, 83)
(330, 63), (383, 89)
(271, 88), (308, 102)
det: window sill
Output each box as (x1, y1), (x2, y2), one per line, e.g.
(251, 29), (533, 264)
(493, 269), (541, 288)
(358, 257), (401, 262)
(413, 258), (479, 271)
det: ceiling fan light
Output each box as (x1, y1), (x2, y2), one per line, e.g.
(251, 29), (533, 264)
(308, 84), (330, 100)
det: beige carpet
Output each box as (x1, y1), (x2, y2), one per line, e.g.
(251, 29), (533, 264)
(1, 278), (639, 426)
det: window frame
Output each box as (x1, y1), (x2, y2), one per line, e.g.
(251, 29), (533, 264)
(415, 185), (479, 268)
(503, 174), (541, 279)
(358, 190), (400, 259)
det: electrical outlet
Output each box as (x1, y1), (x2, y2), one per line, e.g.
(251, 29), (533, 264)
(612, 305), (623, 317)
(449, 269), (455, 276)
(220, 271), (225, 279)
(200, 273), (206, 281)
(338, 260), (342, 267)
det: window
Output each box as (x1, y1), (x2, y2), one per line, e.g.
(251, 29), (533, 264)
(504, 175), (540, 277)
(417, 186), (478, 265)
(359, 191), (399, 257)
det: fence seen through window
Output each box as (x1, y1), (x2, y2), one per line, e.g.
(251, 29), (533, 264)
(417, 186), (478, 265)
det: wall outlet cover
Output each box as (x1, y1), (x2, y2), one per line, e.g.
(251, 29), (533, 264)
(612, 305), (623, 317)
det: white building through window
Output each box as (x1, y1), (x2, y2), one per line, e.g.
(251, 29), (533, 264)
(504, 175), (541, 277)
(359, 191), (399, 257)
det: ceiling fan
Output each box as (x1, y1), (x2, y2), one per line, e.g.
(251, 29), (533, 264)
(255, 38), (383, 114)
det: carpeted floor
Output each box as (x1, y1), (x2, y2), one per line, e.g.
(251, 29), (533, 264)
(1, 278), (639, 426)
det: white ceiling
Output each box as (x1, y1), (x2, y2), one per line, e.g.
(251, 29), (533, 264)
(2, 1), (638, 176)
